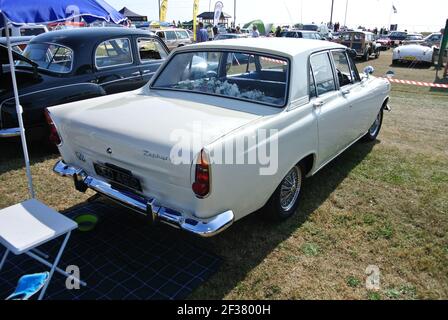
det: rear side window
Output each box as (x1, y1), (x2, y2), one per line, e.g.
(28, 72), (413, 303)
(1, 28), (12, 37)
(95, 38), (133, 68)
(137, 38), (167, 62)
(175, 31), (189, 40)
(310, 52), (336, 96)
(302, 33), (313, 39)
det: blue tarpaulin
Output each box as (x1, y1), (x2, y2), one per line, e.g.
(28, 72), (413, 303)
(0, 0), (126, 27)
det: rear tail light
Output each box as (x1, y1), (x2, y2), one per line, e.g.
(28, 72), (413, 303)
(44, 108), (62, 145)
(192, 149), (211, 198)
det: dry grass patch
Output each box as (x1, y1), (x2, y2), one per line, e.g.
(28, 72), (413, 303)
(0, 49), (447, 300)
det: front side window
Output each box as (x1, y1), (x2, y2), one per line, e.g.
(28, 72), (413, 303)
(165, 31), (177, 41)
(310, 52), (336, 96)
(331, 51), (353, 87)
(137, 38), (167, 62)
(17, 43), (73, 73)
(152, 50), (289, 107)
(95, 38), (132, 68)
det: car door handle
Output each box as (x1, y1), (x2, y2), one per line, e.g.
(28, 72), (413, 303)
(313, 100), (325, 108)
(142, 70), (152, 74)
(342, 89), (351, 96)
(131, 71), (141, 76)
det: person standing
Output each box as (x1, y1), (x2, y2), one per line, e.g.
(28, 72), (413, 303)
(196, 22), (208, 42)
(235, 26), (241, 34)
(251, 25), (260, 38)
(213, 25), (219, 39)
(275, 26), (282, 37)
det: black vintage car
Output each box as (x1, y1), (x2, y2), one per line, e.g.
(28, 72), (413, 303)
(0, 28), (169, 141)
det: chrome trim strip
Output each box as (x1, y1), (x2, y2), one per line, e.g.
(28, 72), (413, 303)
(0, 127), (20, 138)
(53, 160), (234, 237)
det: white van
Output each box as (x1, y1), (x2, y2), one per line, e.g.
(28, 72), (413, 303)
(0, 25), (48, 37)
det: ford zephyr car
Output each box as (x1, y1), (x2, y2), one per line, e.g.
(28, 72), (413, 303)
(50, 38), (391, 237)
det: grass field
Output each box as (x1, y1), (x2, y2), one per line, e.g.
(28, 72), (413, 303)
(0, 50), (447, 300)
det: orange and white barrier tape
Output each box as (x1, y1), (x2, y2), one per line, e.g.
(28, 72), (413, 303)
(260, 56), (288, 65)
(383, 77), (448, 89)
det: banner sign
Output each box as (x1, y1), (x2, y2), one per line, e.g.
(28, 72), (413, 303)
(193, 0), (199, 41)
(213, 1), (223, 27)
(159, 0), (168, 22)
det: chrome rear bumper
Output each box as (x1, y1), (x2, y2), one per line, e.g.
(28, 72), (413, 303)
(53, 160), (234, 237)
(0, 127), (20, 138)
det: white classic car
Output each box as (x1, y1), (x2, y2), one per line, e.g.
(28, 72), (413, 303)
(392, 44), (433, 65)
(49, 38), (391, 237)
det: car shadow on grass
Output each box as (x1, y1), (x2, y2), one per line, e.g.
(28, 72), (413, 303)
(184, 140), (378, 299)
(0, 138), (58, 175)
(388, 63), (432, 70)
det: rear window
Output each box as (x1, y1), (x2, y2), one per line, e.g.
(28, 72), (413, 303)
(302, 25), (319, 31)
(281, 32), (299, 38)
(17, 43), (73, 73)
(152, 50), (289, 107)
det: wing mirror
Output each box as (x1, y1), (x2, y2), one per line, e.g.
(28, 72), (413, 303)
(385, 70), (395, 78)
(347, 49), (357, 59)
(363, 66), (375, 78)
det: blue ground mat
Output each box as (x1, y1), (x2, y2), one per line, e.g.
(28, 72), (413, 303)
(0, 200), (221, 300)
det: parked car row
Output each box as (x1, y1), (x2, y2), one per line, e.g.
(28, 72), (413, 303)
(1, 27), (394, 237)
(0, 28), (169, 140)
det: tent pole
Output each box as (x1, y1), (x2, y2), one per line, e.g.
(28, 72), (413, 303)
(3, 13), (35, 199)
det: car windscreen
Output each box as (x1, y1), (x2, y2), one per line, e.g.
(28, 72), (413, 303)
(152, 50), (289, 107)
(16, 43), (73, 73)
(302, 25), (319, 31)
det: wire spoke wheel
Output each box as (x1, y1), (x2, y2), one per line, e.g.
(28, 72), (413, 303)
(279, 166), (302, 211)
(369, 111), (382, 137)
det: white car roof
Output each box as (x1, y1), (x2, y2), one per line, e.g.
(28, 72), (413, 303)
(180, 38), (345, 59)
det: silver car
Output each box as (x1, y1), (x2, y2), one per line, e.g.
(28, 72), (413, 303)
(154, 28), (192, 51)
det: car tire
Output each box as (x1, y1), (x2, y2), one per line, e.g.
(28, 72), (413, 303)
(392, 59), (399, 65)
(364, 50), (370, 61)
(362, 109), (383, 142)
(263, 164), (304, 221)
(375, 50), (380, 59)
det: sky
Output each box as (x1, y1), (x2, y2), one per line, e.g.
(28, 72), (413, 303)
(107, 0), (448, 32)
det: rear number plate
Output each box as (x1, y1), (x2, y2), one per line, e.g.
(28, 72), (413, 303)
(94, 163), (142, 192)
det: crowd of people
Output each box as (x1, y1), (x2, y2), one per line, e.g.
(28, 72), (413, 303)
(195, 21), (261, 42)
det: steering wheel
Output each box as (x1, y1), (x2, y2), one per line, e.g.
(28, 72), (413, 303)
(206, 70), (218, 79)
